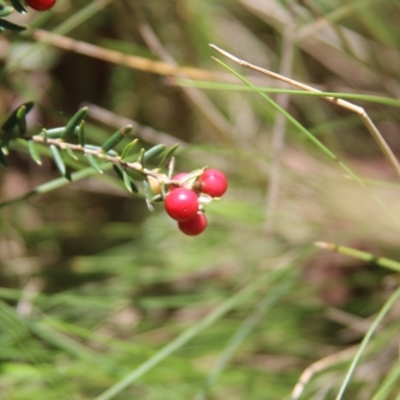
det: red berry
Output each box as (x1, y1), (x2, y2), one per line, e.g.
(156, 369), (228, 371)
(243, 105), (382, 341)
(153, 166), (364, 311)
(178, 213), (207, 236)
(199, 168), (228, 197)
(170, 172), (189, 190)
(26, 0), (56, 11)
(164, 188), (198, 221)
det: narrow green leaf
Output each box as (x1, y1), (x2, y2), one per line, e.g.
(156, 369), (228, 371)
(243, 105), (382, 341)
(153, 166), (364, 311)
(78, 121), (85, 147)
(121, 139), (139, 160)
(144, 144), (166, 161)
(101, 125), (132, 153)
(65, 146), (78, 161)
(158, 143), (179, 169)
(2, 102), (34, 130)
(16, 105), (27, 135)
(86, 154), (103, 174)
(113, 165), (138, 193)
(9, 0), (26, 14)
(138, 148), (145, 168)
(0, 18), (25, 31)
(28, 140), (42, 165)
(122, 169), (133, 194)
(0, 148), (8, 167)
(61, 107), (88, 141)
(50, 145), (66, 177)
(0, 6), (14, 18)
(45, 127), (65, 139)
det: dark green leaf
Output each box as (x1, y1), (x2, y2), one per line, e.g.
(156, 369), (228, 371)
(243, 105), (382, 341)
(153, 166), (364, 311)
(86, 154), (103, 174)
(61, 107), (88, 141)
(144, 144), (167, 162)
(158, 143), (179, 169)
(121, 139), (139, 160)
(0, 18), (25, 31)
(16, 105), (27, 135)
(101, 125), (132, 153)
(2, 102), (34, 132)
(28, 140), (42, 165)
(0, 6), (14, 18)
(9, 0), (26, 14)
(122, 169), (134, 194)
(0, 148), (8, 167)
(78, 121), (85, 147)
(50, 145), (66, 177)
(113, 165), (138, 193)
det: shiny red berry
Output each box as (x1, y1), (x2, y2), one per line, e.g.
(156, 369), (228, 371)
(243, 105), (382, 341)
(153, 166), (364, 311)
(170, 172), (189, 190)
(164, 188), (198, 221)
(178, 213), (207, 236)
(26, 0), (56, 11)
(199, 168), (227, 197)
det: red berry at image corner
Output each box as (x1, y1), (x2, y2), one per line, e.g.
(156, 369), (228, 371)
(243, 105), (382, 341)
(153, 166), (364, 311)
(200, 168), (228, 197)
(178, 213), (207, 236)
(26, 0), (56, 11)
(164, 187), (199, 222)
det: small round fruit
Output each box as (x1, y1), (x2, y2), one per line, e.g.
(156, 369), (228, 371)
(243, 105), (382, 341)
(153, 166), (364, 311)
(178, 213), (207, 236)
(199, 168), (228, 197)
(26, 0), (56, 11)
(164, 188), (199, 221)
(170, 172), (189, 190)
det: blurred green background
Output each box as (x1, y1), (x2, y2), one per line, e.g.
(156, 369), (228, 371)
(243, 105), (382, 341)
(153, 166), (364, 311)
(1, 0), (400, 399)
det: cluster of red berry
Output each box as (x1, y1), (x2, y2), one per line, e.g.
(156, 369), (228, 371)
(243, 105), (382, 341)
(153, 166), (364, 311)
(25, 0), (56, 11)
(164, 169), (228, 236)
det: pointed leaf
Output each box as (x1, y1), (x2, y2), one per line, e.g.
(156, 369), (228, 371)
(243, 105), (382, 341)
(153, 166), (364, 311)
(78, 121), (85, 147)
(16, 105), (27, 135)
(113, 165), (138, 193)
(144, 144), (166, 162)
(122, 169), (133, 194)
(9, 0), (26, 14)
(2, 102), (34, 130)
(86, 154), (103, 174)
(158, 143), (179, 169)
(138, 148), (145, 168)
(0, 148), (8, 167)
(101, 125), (132, 153)
(50, 145), (66, 177)
(0, 6), (14, 18)
(167, 156), (175, 179)
(28, 140), (42, 165)
(121, 139), (138, 160)
(143, 180), (155, 212)
(0, 18), (25, 31)
(61, 107), (88, 141)
(65, 146), (78, 161)
(45, 127), (65, 139)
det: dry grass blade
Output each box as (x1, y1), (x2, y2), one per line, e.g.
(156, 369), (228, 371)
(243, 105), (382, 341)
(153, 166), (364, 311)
(291, 346), (358, 400)
(209, 44), (400, 179)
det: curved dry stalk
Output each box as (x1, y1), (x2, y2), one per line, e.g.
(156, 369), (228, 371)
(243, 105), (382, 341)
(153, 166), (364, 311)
(209, 44), (400, 179)
(291, 346), (357, 400)
(32, 29), (220, 81)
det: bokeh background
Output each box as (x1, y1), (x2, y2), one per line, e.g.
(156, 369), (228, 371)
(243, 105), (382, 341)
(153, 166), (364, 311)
(1, 0), (400, 399)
